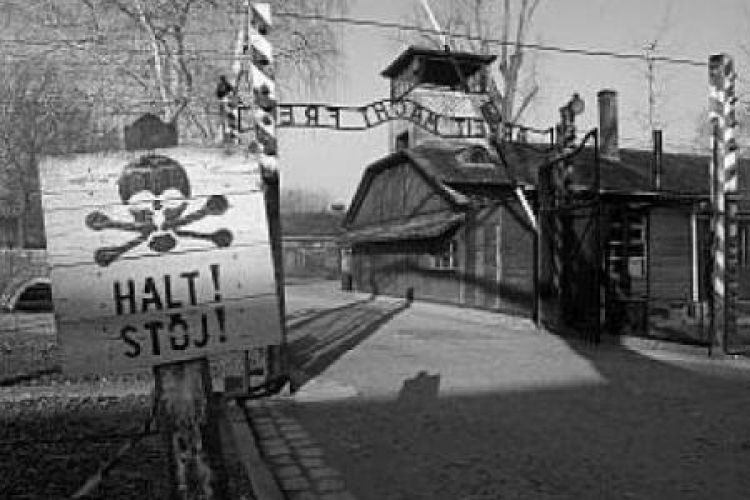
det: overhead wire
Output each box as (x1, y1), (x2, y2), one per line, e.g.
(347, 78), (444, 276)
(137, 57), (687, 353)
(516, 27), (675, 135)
(0, 7), (723, 143)
(274, 11), (708, 68)
(0, 9), (709, 67)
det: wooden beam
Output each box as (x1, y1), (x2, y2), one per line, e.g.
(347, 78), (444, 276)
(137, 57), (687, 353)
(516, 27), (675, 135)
(260, 167), (287, 387)
(155, 358), (229, 499)
(514, 186), (538, 233)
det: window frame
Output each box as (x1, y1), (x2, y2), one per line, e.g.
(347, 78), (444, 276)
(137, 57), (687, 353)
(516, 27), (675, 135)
(395, 131), (410, 151)
(431, 239), (458, 271)
(605, 210), (648, 294)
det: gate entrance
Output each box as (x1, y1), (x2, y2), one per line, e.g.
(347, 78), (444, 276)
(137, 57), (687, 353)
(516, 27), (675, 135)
(538, 130), (602, 343)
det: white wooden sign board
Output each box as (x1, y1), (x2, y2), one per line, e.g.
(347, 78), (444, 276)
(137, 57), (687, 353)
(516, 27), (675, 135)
(39, 147), (282, 375)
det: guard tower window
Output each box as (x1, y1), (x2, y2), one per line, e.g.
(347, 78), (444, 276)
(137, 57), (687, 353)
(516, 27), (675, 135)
(457, 146), (492, 164)
(395, 131), (410, 151)
(382, 47), (497, 101)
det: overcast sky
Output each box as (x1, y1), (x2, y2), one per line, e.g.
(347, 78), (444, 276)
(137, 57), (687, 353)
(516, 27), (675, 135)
(279, 0), (749, 204)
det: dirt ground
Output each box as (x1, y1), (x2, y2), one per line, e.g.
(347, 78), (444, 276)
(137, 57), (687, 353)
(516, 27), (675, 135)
(0, 314), (253, 499)
(281, 281), (750, 500)
(0, 388), (169, 499)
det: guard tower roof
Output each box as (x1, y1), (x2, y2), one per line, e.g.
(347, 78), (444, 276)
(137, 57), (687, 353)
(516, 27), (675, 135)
(381, 46), (497, 86)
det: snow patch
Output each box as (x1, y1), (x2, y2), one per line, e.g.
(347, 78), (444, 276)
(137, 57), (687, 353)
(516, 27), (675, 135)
(293, 378), (359, 402)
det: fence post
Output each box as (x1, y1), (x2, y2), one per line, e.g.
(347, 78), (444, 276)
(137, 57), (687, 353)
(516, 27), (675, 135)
(708, 53), (739, 355)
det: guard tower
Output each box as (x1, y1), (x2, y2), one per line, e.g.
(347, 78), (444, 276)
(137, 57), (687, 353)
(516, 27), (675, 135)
(381, 46), (497, 152)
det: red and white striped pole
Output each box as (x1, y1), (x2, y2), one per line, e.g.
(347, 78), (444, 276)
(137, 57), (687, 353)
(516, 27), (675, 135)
(247, 2), (286, 389)
(249, 3), (278, 169)
(709, 53), (738, 353)
(219, 15), (248, 144)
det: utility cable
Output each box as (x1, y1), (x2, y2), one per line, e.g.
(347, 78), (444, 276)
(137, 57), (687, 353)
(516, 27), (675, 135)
(0, 10), (709, 67)
(273, 11), (707, 68)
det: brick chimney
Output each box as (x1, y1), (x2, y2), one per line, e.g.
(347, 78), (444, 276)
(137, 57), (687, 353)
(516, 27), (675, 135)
(652, 129), (663, 190)
(598, 90), (619, 160)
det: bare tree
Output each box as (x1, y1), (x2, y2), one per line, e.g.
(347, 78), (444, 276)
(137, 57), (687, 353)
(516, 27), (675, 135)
(692, 104), (749, 155)
(0, 59), (110, 246)
(7, 0), (346, 142)
(409, 0), (542, 125)
(690, 12), (749, 155)
(0, 60), (107, 176)
(626, 0), (676, 134)
(0, 0), (345, 248)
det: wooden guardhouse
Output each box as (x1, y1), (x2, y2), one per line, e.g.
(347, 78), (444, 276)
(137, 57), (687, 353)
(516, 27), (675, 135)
(344, 46), (750, 347)
(343, 46), (541, 315)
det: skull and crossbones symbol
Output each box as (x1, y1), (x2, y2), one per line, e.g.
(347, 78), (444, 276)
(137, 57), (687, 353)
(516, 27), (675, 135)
(86, 154), (233, 267)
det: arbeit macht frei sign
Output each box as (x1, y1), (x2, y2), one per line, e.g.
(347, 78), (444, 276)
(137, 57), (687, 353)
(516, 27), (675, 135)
(40, 147), (282, 375)
(270, 98), (489, 138)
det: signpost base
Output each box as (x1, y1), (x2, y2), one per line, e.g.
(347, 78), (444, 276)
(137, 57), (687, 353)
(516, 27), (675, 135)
(261, 167), (288, 388)
(154, 358), (228, 500)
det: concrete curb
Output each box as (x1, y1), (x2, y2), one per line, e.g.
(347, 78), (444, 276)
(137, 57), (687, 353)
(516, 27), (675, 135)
(616, 335), (750, 364)
(225, 400), (286, 500)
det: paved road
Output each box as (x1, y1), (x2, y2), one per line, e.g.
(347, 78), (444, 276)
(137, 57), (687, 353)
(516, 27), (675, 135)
(252, 280), (750, 500)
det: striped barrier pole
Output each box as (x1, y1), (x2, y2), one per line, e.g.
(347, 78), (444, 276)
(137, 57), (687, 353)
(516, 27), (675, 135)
(223, 94), (241, 144)
(246, 3), (286, 389)
(249, 3), (278, 169)
(708, 53), (738, 353)
(218, 25), (246, 144)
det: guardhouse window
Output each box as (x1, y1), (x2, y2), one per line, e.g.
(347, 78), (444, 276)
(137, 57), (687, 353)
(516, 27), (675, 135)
(695, 216), (750, 301)
(606, 211), (647, 295)
(696, 216), (711, 301)
(0, 219), (19, 248)
(739, 222), (750, 267)
(432, 240), (457, 270)
(395, 131), (410, 151)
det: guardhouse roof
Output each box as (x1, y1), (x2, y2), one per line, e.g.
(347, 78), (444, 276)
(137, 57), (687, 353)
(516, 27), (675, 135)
(381, 46), (497, 86)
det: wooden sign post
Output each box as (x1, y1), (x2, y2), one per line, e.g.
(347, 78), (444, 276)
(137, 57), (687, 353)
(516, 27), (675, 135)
(155, 358), (227, 499)
(40, 143), (283, 497)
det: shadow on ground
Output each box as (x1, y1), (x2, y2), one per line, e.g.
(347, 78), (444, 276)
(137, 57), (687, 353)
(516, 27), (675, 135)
(277, 297), (750, 500)
(287, 297), (411, 391)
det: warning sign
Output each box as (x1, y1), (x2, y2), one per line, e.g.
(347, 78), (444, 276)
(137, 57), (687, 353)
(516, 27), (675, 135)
(39, 147), (282, 374)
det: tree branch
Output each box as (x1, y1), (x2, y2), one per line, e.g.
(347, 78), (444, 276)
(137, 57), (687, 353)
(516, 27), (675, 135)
(61, 41), (152, 93)
(511, 83), (538, 124)
(131, 0), (169, 109)
(500, 0), (511, 72)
